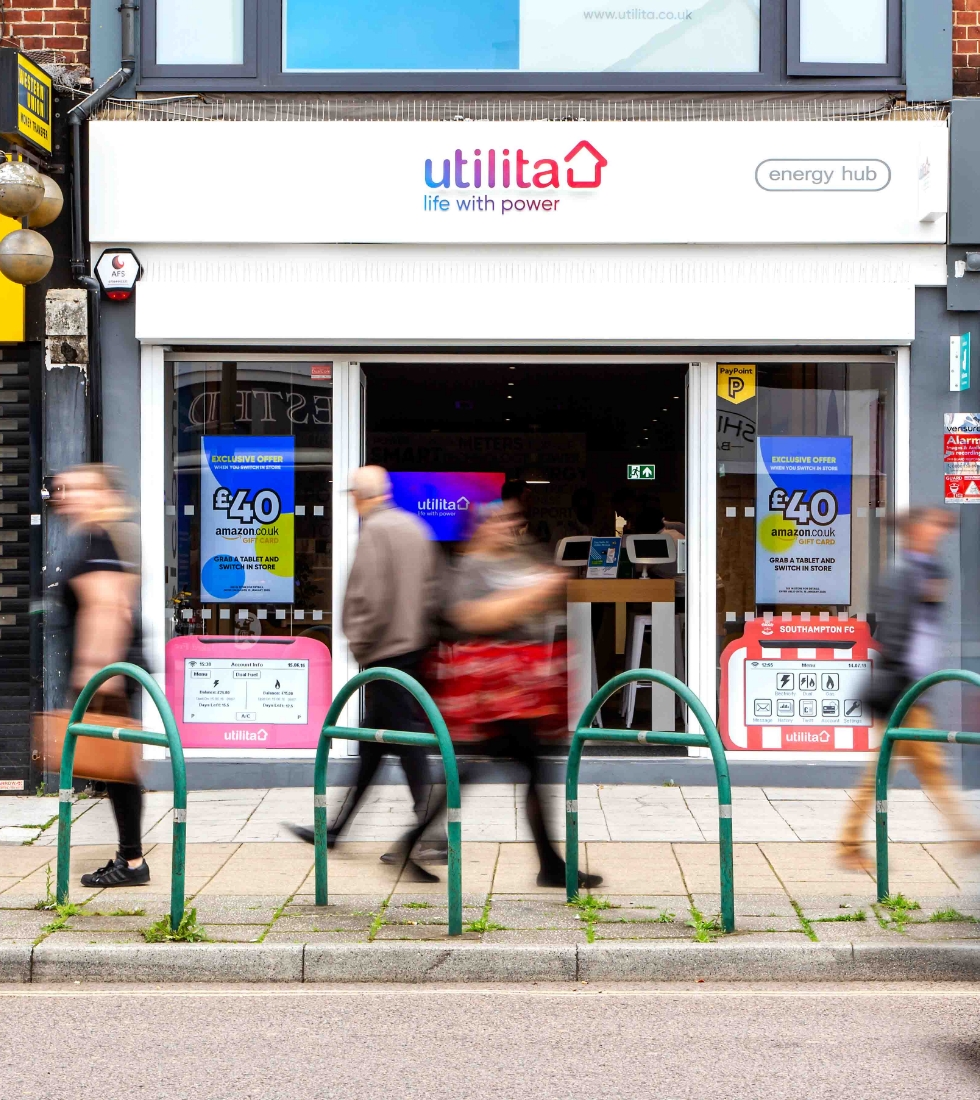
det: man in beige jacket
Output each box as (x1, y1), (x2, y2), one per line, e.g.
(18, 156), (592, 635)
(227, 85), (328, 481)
(288, 466), (443, 877)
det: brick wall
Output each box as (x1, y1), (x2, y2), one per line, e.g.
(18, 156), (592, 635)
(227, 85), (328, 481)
(1, 0), (90, 75)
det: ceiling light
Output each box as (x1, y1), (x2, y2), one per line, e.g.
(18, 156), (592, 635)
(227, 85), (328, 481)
(508, 382), (514, 386)
(526, 480), (550, 485)
(507, 395), (513, 399)
(673, 396), (680, 399)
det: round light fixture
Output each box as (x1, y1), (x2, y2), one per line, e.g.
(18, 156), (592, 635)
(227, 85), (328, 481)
(0, 228), (53, 284)
(27, 174), (64, 228)
(0, 161), (44, 219)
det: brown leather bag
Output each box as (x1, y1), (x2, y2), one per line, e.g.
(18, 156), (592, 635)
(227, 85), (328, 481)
(35, 708), (142, 783)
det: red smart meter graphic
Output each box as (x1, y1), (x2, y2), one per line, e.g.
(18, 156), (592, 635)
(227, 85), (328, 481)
(719, 616), (881, 752)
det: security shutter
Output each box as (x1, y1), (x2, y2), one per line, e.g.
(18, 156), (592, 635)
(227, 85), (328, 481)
(0, 359), (37, 792)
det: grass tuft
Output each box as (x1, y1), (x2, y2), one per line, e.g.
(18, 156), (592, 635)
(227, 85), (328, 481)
(462, 917), (506, 933)
(814, 910), (867, 923)
(929, 907), (976, 923)
(790, 900), (818, 941)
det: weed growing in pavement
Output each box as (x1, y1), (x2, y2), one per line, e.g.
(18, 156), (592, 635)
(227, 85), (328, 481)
(877, 893), (921, 932)
(143, 907), (210, 943)
(402, 901), (432, 910)
(567, 893), (616, 944)
(687, 906), (723, 943)
(368, 899), (390, 941)
(35, 900), (89, 942)
(256, 892), (295, 943)
(89, 907), (146, 918)
(567, 894), (614, 914)
(929, 907), (976, 923)
(462, 917), (506, 933)
(34, 864), (56, 910)
(814, 910), (867, 923)
(657, 910), (676, 923)
(790, 900), (818, 941)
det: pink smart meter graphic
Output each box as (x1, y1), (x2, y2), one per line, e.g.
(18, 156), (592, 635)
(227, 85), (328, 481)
(165, 636), (332, 750)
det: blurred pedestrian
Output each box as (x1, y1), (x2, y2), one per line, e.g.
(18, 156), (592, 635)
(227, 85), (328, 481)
(839, 507), (979, 869)
(286, 465), (444, 878)
(51, 464), (147, 887)
(437, 498), (602, 888)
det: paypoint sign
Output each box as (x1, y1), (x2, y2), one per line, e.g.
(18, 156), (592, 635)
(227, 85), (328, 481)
(718, 364), (756, 405)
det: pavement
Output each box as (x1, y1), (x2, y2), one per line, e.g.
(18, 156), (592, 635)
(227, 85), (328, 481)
(2, 984), (980, 1099)
(2, 784), (980, 981)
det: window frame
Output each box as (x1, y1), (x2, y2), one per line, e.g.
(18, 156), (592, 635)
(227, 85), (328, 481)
(141, 0), (260, 80)
(137, 0), (904, 92)
(786, 0), (902, 77)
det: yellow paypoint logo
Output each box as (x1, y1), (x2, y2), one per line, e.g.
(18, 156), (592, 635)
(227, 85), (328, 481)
(718, 363), (756, 406)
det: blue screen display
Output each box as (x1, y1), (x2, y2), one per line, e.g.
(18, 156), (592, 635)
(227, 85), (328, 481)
(388, 472), (506, 541)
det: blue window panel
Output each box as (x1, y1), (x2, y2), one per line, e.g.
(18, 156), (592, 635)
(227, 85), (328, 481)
(284, 0), (521, 71)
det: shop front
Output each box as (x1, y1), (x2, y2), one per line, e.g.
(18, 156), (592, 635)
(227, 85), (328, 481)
(88, 111), (946, 784)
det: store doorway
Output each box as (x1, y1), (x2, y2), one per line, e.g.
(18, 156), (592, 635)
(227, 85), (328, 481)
(362, 361), (689, 738)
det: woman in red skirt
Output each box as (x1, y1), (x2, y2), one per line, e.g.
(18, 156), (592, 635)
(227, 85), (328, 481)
(434, 498), (601, 889)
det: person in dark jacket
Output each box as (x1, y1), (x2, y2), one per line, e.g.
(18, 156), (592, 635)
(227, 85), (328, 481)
(839, 507), (978, 869)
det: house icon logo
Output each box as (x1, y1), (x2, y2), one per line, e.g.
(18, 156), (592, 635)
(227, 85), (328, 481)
(564, 141), (608, 189)
(457, 496), (470, 510)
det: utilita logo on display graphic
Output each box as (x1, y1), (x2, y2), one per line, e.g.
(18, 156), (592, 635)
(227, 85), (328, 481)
(423, 140), (607, 216)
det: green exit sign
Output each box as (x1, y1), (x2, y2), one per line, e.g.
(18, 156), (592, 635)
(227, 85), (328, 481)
(627, 464), (656, 480)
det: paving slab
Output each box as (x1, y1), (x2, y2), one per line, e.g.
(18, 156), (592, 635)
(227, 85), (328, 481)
(674, 843), (785, 893)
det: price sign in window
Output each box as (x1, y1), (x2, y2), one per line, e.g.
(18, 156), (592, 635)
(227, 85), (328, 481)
(199, 436), (295, 604)
(755, 436), (853, 607)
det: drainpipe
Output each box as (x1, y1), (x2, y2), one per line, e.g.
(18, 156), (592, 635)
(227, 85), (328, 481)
(68, 0), (138, 462)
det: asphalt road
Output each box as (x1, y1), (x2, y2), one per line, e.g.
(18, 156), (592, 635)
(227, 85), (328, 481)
(2, 983), (979, 1099)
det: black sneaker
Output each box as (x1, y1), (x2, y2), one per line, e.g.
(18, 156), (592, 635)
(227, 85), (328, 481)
(536, 868), (603, 889)
(80, 857), (150, 888)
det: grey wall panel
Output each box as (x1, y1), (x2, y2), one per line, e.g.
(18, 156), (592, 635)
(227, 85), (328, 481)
(950, 100), (980, 245)
(913, 287), (980, 786)
(100, 297), (141, 499)
(91, 0), (139, 94)
(905, 0), (952, 102)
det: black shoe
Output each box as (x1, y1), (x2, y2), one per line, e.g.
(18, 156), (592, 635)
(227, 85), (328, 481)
(283, 823), (338, 848)
(80, 857), (150, 888)
(536, 868), (603, 889)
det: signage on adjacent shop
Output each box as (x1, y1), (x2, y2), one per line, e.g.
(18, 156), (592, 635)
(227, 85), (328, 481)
(755, 436), (852, 606)
(717, 364), (756, 405)
(165, 636), (331, 749)
(587, 536), (621, 578)
(719, 616), (880, 751)
(950, 334), (971, 392)
(627, 464), (656, 480)
(0, 49), (51, 154)
(199, 436), (296, 602)
(91, 120), (949, 246)
(944, 413), (980, 503)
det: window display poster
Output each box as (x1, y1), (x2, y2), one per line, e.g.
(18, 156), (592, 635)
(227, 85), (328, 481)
(755, 436), (852, 605)
(200, 436), (295, 603)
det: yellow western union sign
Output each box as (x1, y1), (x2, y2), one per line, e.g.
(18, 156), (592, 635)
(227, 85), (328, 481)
(0, 49), (52, 154)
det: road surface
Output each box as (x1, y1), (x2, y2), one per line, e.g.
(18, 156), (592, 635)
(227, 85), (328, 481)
(2, 982), (979, 1099)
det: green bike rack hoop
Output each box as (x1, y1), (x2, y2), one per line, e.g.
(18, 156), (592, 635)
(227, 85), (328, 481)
(313, 668), (463, 936)
(565, 669), (735, 933)
(875, 668), (980, 901)
(56, 662), (187, 932)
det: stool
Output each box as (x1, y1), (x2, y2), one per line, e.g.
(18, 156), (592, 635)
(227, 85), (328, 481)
(621, 614), (652, 728)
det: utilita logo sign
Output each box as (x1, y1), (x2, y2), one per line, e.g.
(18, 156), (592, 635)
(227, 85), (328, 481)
(423, 140), (608, 217)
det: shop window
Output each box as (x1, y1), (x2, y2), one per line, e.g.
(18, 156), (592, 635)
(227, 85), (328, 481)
(283, 0), (761, 74)
(138, 0), (904, 90)
(788, 0), (899, 75)
(715, 362), (895, 754)
(163, 360), (333, 644)
(144, 0), (258, 77)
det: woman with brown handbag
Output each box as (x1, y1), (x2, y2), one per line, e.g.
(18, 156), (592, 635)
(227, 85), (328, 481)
(50, 464), (149, 888)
